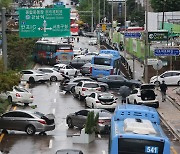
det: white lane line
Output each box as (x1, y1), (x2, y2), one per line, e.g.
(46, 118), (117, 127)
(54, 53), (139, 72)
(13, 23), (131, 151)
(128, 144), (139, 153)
(54, 98), (56, 103)
(52, 108), (55, 114)
(56, 83), (58, 86)
(55, 90), (58, 94)
(49, 139), (53, 149)
(102, 150), (106, 154)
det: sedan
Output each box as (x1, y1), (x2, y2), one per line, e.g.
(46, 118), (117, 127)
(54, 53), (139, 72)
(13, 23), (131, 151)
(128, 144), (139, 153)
(21, 69), (49, 83)
(60, 77), (109, 93)
(37, 67), (64, 81)
(66, 109), (112, 133)
(80, 63), (92, 76)
(0, 86), (34, 106)
(97, 75), (142, 89)
(0, 110), (55, 135)
(85, 92), (117, 110)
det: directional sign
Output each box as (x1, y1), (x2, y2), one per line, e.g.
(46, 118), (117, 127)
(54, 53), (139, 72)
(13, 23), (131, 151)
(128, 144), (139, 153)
(148, 31), (168, 42)
(124, 32), (141, 38)
(154, 48), (180, 56)
(19, 8), (70, 38)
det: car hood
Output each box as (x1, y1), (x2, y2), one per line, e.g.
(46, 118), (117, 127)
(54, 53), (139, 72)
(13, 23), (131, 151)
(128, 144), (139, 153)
(151, 76), (158, 81)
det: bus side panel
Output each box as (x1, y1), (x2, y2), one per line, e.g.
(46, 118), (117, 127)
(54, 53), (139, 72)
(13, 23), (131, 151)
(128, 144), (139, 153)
(91, 67), (111, 78)
(163, 138), (170, 154)
(110, 137), (118, 154)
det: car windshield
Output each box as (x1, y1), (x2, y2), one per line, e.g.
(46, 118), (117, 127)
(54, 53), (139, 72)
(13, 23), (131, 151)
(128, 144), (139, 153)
(84, 83), (99, 88)
(14, 86), (29, 93)
(94, 57), (111, 66)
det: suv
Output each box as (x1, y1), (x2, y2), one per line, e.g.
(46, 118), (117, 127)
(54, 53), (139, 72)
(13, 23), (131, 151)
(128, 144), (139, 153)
(150, 70), (180, 86)
(126, 84), (159, 108)
(73, 81), (101, 100)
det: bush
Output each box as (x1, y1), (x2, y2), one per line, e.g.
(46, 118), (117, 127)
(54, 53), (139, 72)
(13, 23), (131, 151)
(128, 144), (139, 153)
(85, 111), (99, 134)
(0, 98), (10, 115)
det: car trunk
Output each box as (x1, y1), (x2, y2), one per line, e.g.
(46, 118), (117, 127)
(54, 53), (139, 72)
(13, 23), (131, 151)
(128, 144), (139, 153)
(141, 89), (156, 101)
(41, 114), (55, 125)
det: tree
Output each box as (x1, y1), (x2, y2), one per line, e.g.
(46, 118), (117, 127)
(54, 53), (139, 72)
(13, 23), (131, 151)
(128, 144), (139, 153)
(150, 0), (180, 12)
(0, 0), (12, 9)
(0, 59), (20, 93)
(7, 34), (37, 70)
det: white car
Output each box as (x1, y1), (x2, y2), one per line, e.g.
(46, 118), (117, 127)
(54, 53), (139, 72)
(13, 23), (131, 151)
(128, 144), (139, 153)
(0, 86), (34, 106)
(73, 81), (101, 100)
(21, 70), (49, 83)
(85, 92), (117, 110)
(150, 70), (180, 86)
(126, 84), (159, 108)
(88, 37), (98, 45)
(53, 64), (78, 76)
(37, 67), (63, 81)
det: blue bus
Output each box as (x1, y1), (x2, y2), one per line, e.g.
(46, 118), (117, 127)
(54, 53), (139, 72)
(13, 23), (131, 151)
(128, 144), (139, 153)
(109, 104), (170, 154)
(33, 40), (73, 65)
(91, 50), (121, 78)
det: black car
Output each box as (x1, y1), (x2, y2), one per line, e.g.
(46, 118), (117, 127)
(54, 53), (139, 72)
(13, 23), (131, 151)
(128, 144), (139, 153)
(97, 75), (142, 89)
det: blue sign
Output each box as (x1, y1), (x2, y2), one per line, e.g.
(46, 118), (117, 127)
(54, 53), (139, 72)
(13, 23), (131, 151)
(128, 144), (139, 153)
(145, 146), (158, 154)
(154, 48), (180, 56)
(124, 32), (141, 38)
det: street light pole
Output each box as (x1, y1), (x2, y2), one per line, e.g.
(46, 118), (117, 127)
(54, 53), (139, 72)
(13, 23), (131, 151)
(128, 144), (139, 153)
(144, 0), (149, 83)
(124, 0), (127, 58)
(99, 0), (100, 24)
(111, 0), (113, 27)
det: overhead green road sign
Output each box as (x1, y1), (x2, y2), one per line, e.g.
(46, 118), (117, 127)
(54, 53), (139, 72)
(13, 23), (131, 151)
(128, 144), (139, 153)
(148, 31), (168, 42)
(19, 8), (70, 38)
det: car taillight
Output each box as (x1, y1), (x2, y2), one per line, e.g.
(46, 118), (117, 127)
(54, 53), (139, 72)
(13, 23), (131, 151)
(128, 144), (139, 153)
(38, 120), (46, 125)
(110, 69), (113, 75)
(82, 88), (87, 91)
(16, 93), (21, 97)
(90, 67), (92, 73)
(98, 119), (105, 124)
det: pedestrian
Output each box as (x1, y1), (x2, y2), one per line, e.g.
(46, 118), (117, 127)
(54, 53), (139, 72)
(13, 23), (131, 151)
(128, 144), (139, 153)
(118, 86), (131, 104)
(159, 80), (168, 102)
(77, 37), (79, 42)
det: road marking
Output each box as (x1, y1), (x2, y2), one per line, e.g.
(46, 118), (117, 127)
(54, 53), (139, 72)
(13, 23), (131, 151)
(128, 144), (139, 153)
(49, 139), (53, 149)
(171, 146), (178, 154)
(52, 108), (55, 114)
(0, 134), (4, 143)
(56, 83), (58, 86)
(54, 98), (56, 103)
(102, 150), (106, 154)
(55, 90), (58, 94)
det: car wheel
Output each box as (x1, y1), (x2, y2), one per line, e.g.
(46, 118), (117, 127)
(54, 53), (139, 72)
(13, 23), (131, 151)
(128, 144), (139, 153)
(24, 103), (29, 106)
(50, 76), (57, 82)
(127, 98), (130, 104)
(79, 93), (83, 101)
(74, 71), (78, 77)
(26, 125), (36, 135)
(2, 129), (8, 134)
(66, 72), (68, 75)
(154, 81), (160, 87)
(155, 103), (159, 108)
(8, 96), (12, 103)
(100, 86), (106, 92)
(73, 92), (78, 98)
(70, 86), (75, 93)
(39, 132), (47, 136)
(67, 118), (74, 128)
(134, 100), (137, 104)
(177, 81), (180, 86)
(92, 104), (94, 108)
(29, 77), (35, 84)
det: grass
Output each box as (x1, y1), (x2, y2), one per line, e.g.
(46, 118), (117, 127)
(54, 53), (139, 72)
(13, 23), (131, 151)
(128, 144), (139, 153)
(0, 99), (11, 115)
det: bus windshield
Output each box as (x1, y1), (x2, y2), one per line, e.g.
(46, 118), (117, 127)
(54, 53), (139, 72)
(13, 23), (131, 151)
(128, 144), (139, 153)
(94, 57), (111, 66)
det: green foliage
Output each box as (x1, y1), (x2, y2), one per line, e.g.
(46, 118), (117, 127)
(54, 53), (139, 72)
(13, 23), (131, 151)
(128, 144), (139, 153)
(0, 98), (10, 115)
(85, 111), (99, 134)
(150, 0), (180, 12)
(127, 0), (145, 27)
(0, 0), (12, 9)
(7, 34), (37, 70)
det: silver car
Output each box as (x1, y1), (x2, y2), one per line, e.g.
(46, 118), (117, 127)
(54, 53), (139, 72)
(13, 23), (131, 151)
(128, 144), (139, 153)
(66, 109), (112, 133)
(0, 110), (55, 135)
(60, 77), (109, 93)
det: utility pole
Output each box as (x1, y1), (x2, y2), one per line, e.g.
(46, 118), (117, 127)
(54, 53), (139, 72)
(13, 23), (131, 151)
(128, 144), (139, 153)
(144, 0), (149, 83)
(91, 0), (94, 32)
(123, 0), (127, 58)
(98, 0), (100, 24)
(2, 7), (8, 72)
